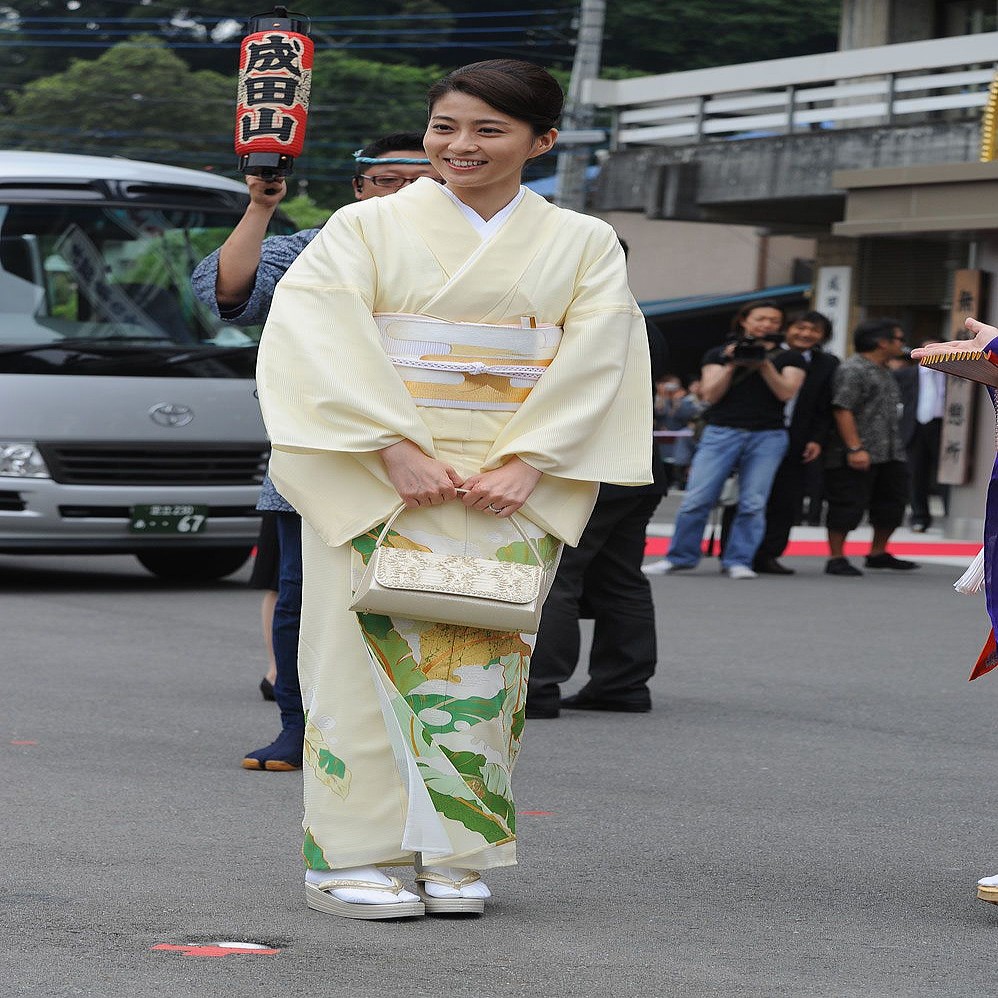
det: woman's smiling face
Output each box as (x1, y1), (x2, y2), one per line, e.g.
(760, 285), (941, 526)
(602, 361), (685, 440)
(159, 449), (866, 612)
(424, 91), (556, 197)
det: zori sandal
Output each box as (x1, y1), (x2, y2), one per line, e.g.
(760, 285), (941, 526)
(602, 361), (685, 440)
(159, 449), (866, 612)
(978, 876), (998, 905)
(305, 876), (425, 920)
(414, 870), (488, 915)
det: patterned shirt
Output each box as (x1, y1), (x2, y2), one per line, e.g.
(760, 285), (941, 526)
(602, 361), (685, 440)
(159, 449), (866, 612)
(826, 353), (906, 468)
(191, 229), (321, 512)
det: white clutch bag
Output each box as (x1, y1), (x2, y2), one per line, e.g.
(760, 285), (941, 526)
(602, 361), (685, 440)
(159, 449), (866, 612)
(348, 500), (554, 634)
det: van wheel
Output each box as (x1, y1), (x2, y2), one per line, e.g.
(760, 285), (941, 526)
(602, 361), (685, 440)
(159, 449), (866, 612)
(136, 547), (252, 581)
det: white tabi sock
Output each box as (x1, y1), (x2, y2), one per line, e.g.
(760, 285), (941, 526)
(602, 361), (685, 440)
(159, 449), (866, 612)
(305, 866), (420, 905)
(978, 873), (998, 887)
(420, 865), (492, 900)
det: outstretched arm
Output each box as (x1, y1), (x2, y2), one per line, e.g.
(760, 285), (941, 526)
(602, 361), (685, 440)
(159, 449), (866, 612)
(911, 317), (998, 359)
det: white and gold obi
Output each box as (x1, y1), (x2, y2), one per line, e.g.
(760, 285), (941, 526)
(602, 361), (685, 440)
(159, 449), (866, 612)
(375, 313), (562, 411)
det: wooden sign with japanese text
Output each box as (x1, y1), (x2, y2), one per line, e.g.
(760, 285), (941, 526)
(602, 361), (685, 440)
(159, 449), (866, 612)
(938, 269), (987, 485)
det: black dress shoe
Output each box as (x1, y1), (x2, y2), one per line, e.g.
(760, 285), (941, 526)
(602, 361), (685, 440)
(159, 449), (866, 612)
(560, 694), (651, 713)
(525, 703), (559, 719)
(825, 557), (863, 577)
(865, 552), (919, 571)
(259, 677), (276, 701)
(753, 557), (795, 575)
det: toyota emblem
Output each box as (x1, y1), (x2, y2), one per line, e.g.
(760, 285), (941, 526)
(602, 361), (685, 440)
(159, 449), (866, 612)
(149, 403), (194, 427)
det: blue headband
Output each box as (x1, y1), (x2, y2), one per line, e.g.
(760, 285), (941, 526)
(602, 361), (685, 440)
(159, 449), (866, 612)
(353, 149), (431, 165)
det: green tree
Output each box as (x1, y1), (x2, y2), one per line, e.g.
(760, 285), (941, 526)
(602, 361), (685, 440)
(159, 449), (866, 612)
(0, 36), (233, 170)
(295, 51), (445, 202)
(601, 0), (841, 74)
(279, 193), (334, 229)
(0, 34), (450, 202)
(309, 50), (442, 150)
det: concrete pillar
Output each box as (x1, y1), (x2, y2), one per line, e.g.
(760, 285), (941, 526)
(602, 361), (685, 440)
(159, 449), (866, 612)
(889, 0), (936, 43)
(838, 0), (891, 49)
(838, 0), (938, 49)
(813, 234), (862, 357)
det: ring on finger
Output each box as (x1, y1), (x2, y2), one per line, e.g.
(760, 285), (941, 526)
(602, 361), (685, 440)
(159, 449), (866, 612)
(487, 503), (504, 513)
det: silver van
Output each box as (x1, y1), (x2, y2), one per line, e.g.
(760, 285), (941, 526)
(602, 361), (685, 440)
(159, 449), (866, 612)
(0, 151), (288, 579)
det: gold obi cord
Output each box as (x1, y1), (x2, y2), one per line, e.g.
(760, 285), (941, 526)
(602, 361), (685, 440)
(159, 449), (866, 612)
(374, 313), (563, 410)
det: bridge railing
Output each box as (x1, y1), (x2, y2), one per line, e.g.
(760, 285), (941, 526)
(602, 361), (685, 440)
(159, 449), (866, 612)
(585, 31), (998, 147)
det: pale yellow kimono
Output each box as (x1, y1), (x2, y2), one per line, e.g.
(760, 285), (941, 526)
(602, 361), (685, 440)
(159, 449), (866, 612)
(257, 178), (651, 872)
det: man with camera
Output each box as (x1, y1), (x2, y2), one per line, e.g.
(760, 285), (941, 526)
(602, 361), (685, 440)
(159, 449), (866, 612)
(644, 300), (806, 579)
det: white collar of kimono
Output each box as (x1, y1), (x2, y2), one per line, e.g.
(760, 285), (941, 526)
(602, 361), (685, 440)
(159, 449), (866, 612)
(436, 184), (527, 241)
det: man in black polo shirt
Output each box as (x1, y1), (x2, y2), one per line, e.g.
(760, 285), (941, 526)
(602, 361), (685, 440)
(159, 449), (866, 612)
(644, 300), (806, 579)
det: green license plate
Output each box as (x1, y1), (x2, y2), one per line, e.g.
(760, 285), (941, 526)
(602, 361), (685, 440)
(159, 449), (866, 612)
(129, 504), (209, 534)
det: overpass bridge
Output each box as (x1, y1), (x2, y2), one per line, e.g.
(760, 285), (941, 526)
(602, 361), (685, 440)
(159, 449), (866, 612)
(587, 31), (998, 232)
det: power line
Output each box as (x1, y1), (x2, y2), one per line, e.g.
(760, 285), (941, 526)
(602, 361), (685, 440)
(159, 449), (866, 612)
(18, 8), (569, 23)
(10, 25), (564, 38)
(0, 37), (566, 49)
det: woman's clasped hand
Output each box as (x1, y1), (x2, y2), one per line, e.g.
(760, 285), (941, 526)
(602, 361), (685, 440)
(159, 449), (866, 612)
(379, 439), (541, 516)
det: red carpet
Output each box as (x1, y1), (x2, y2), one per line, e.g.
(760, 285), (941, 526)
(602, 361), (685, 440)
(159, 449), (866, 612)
(643, 537), (981, 558)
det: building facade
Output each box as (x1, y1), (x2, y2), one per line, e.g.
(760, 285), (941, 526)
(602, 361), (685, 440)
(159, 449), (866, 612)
(589, 0), (998, 537)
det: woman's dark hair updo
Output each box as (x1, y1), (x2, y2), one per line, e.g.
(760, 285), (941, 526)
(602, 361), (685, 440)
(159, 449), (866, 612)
(426, 60), (564, 135)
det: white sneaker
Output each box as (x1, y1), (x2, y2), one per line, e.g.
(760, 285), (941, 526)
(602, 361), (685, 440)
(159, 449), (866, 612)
(642, 559), (690, 575)
(725, 565), (758, 580)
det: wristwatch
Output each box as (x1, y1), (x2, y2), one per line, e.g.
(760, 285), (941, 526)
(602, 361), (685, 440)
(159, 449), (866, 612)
(847, 445), (866, 453)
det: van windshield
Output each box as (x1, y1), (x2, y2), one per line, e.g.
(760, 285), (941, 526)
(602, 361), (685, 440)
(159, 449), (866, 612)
(0, 201), (292, 377)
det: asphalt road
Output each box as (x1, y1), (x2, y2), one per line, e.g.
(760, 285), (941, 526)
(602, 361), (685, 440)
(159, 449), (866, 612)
(4, 545), (998, 998)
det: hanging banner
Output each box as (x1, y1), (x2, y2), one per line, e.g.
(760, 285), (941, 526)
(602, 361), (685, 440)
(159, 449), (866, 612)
(938, 269), (988, 485)
(814, 266), (851, 360)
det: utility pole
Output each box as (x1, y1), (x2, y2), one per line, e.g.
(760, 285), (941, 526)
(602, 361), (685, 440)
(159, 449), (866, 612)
(554, 0), (606, 211)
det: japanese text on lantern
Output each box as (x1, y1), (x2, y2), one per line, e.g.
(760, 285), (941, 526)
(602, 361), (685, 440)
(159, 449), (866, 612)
(235, 30), (313, 157)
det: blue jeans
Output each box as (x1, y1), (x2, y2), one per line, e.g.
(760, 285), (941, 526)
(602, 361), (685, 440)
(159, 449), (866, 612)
(667, 425), (789, 569)
(273, 512), (304, 730)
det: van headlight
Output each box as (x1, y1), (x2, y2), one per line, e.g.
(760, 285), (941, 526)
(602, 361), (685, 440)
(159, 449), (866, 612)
(0, 442), (51, 478)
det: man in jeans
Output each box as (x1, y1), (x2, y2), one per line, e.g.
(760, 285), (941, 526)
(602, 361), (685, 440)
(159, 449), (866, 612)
(824, 318), (917, 577)
(644, 300), (806, 579)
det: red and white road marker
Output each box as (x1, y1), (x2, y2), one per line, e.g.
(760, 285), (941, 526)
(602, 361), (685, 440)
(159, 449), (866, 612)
(151, 941), (280, 958)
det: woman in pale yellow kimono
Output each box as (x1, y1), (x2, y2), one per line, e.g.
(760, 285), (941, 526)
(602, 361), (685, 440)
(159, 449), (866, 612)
(256, 59), (652, 920)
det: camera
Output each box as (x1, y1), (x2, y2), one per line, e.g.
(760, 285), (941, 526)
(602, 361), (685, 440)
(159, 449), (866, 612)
(732, 333), (781, 362)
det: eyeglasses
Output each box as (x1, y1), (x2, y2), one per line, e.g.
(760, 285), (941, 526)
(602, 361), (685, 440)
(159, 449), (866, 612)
(354, 175), (445, 190)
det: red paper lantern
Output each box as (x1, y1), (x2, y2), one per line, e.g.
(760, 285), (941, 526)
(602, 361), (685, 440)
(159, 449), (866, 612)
(234, 7), (313, 179)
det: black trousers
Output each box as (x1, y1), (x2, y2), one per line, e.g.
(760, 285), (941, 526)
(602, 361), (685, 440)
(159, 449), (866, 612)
(907, 418), (943, 526)
(527, 494), (660, 711)
(824, 460), (910, 533)
(754, 456), (806, 563)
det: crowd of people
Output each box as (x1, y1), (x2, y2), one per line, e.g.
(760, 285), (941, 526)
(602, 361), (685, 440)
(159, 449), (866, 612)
(643, 304), (947, 579)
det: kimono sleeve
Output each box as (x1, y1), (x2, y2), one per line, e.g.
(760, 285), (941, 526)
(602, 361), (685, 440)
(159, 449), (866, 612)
(484, 224), (653, 487)
(255, 207), (438, 542)
(255, 207), (434, 459)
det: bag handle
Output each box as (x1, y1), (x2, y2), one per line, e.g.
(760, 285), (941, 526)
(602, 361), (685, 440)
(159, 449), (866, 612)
(373, 489), (545, 567)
